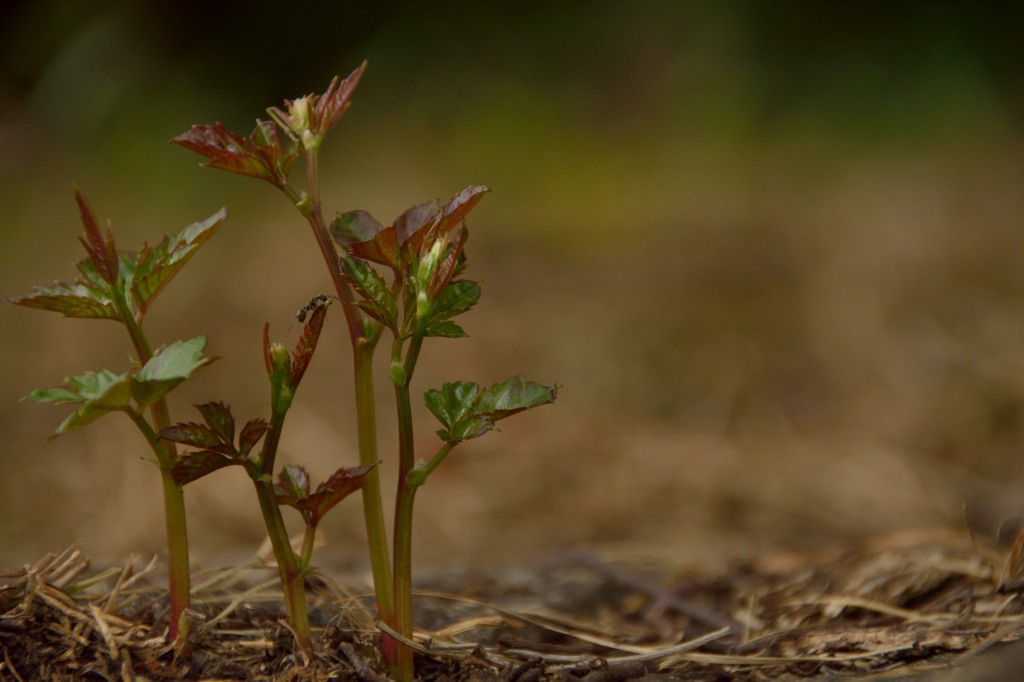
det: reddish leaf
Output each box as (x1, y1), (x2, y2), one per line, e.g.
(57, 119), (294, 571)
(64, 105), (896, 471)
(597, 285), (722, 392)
(289, 299), (328, 388)
(430, 228), (469, 296)
(349, 229), (400, 271)
(312, 62), (367, 137)
(330, 210), (401, 269)
(159, 422), (224, 450)
(268, 62), (368, 147)
(172, 450), (238, 486)
(73, 188), (119, 285)
(196, 402), (234, 445)
(171, 122), (295, 187)
(438, 185), (490, 234)
(262, 323), (272, 376)
(274, 464), (311, 504)
(9, 195), (223, 324)
(394, 200), (440, 251)
(306, 463), (374, 523)
(238, 419), (269, 458)
(330, 209), (385, 245)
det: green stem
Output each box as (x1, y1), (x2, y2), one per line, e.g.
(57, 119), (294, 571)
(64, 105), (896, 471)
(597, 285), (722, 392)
(255, 410), (312, 655)
(355, 339), (394, 619)
(159, 466), (191, 640)
(416, 440), (459, 483)
(298, 522), (318, 568)
(119, 313), (190, 643)
(389, 329), (425, 682)
(288, 146), (398, 667)
(392, 476), (417, 682)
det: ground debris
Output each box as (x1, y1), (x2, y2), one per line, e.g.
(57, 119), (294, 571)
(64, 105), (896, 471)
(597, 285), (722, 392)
(2, 529), (1023, 680)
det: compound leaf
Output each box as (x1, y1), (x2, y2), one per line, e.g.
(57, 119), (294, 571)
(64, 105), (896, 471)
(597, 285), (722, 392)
(27, 368), (132, 437)
(159, 422), (225, 450)
(196, 402), (235, 446)
(340, 255), (396, 327)
(238, 419), (269, 458)
(128, 209), (227, 317)
(132, 336), (215, 407)
(171, 121), (296, 187)
(424, 279), (479, 336)
(424, 376), (557, 443)
(172, 450), (239, 486)
(275, 464), (311, 503)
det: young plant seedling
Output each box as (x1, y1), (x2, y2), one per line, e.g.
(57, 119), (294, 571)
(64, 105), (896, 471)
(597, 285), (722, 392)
(173, 63), (557, 680)
(160, 300), (373, 656)
(6, 188), (226, 642)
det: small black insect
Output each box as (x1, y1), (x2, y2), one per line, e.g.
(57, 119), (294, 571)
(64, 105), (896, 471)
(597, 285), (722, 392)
(296, 294), (330, 324)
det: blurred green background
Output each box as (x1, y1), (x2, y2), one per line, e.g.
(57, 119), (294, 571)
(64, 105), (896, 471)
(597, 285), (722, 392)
(2, 1), (1024, 573)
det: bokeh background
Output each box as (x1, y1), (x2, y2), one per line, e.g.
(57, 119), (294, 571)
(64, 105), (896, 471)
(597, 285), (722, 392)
(2, 1), (1024, 575)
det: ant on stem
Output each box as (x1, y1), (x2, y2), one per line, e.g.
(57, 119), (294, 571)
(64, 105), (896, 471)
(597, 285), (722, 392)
(295, 294), (330, 324)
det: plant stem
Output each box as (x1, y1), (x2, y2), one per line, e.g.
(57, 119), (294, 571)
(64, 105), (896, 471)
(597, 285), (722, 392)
(416, 440), (458, 482)
(301, 152), (363, 346)
(119, 313), (191, 642)
(159, 466), (191, 641)
(389, 330), (425, 682)
(255, 410), (312, 655)
(392, 475), (417, 682)
(290, 148), (399, 667)
(354, 339), (397, 641)
(299, 523), (318, 568)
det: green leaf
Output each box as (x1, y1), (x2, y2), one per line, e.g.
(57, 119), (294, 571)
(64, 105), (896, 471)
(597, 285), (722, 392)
(127, 209), (227, 318)
(28, 369), (132, 436)
(6, 277), (119, 320)
(475, 376), (558, 421)
(132, 336), (215, 407)
(7, 192), (224, 324)
(172, 450), (239, 486)
(423, 381), (482, 441)
(423, 320), (468, 338)
(424, 376), (557, 443)
(355, 300), (394, 328)
(339, 255), (396, 327)
(424, 279), (480, 335)
(330, 209), (384, 245)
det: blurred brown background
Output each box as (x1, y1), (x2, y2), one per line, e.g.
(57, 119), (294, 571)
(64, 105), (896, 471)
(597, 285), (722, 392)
(2, 1), (1024, 575)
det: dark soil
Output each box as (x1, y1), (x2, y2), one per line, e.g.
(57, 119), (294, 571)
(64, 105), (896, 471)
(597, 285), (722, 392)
(3, 528), (1023, 681)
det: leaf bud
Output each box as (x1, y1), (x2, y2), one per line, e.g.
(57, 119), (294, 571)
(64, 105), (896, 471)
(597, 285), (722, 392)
(406, 462), (429, 488)
(416, 290), (432, 319)
(267, 341), (295, 413)
(389, 359), (407, 387)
